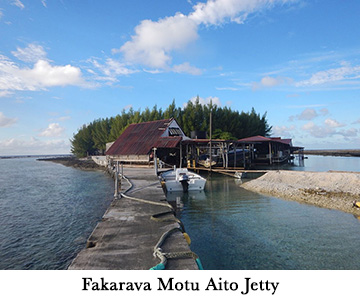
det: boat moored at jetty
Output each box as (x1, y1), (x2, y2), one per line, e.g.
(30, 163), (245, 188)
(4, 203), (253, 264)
(159, 168), (206, 193)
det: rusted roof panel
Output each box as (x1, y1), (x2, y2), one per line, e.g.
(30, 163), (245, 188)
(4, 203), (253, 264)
(153, 136), (182, 148)
(238, 135), (293, 146)
(106, 118), (175, 156)
(238, 135), (272, 142)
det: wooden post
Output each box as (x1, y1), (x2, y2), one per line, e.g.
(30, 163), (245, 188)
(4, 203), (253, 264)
(114, 161), (119, 199)
(120, 161), (123, 190)
(234, 143), (237, 169)
(209, 110), (212, 172)
(179, 141), (182, 168)
(269, 142), (272, 165)
(243, 144), (246, 169)
(153, 148), (158, 175)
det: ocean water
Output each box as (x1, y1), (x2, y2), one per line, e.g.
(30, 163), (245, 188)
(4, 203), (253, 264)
(260, 154), (360, 172)
(177, 155), (360, 269)
(0, 157), (113, 270)
(1, 155), (360, 270)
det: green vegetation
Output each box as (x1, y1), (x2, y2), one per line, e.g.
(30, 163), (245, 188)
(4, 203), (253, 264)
(70, 98), (272, 157)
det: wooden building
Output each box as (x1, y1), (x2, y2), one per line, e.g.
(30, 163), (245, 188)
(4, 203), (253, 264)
(238, 135), (303, 165)
(181, 139), (253, 169)
(106, 118), (188, 166)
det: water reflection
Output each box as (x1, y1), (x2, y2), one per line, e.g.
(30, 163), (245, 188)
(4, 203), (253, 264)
(176, 174), (360, 270)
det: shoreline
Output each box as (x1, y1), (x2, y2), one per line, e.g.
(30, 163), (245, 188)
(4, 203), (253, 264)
(37, 156), (106, 171)
(241, 170), (360, 217)
(299, 149), (360, 157)
(43, 156), (360, 217)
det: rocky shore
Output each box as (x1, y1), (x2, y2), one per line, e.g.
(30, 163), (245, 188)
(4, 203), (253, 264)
(241, 170), (360, 216)
(37, 156), (105, 171)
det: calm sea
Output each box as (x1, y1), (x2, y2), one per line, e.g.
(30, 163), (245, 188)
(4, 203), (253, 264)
(1, 155), (360, 270)
(0, 157), (113, 270)
(178, 155), (360, 269)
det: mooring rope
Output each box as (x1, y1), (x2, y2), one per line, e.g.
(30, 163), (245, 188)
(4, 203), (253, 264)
(116, 171), (203, 270)
(150, 227), (203, 270)
(119, 174), (173, 209)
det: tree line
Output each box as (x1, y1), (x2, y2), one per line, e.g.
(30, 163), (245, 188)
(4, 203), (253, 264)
(70, 98), (272, 157)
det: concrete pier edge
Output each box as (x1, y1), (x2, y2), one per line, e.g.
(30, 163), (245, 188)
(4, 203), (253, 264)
(68, 166), (199, 270)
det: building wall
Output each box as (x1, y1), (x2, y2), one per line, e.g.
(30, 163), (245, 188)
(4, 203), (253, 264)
(161, 119), (189, 139)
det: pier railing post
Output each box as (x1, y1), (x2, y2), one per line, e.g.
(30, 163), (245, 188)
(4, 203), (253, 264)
(114, 161), (120, 199)
(153, 148), (158, 175)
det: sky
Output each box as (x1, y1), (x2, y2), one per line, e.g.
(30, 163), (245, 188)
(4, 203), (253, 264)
(1, 0), (360, 155)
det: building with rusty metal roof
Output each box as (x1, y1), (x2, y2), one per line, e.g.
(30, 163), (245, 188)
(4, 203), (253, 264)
(106, 118), (188, 165)
(238, 135), (303, 164)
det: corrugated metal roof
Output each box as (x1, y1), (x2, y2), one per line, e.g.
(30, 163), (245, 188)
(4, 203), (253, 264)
(238, 135), (293, 146)
(153, 136), (182, 148)
(106, 118), (180, 156)
(238, 135), (272, 142)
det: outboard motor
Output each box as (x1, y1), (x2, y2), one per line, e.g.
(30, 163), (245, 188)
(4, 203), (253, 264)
(176, 169), (190, 193)
(178, 173), (189, 193)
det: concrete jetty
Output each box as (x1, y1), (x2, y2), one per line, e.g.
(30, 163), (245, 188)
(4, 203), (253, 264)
(68, 167), (199, 270)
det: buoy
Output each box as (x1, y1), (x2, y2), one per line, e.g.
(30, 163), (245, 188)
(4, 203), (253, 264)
(354, 202), (360, 208)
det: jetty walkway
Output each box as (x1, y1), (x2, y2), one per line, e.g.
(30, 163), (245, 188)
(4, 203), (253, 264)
(68, 167), (199, 270)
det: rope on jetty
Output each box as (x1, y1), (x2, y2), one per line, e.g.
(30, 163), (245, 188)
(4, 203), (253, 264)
(119, 174), (173, 209)
(150, 227), (204, 270)
(117, 172), (203, 270)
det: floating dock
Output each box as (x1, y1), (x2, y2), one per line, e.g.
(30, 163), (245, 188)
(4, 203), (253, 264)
(68, 167), (199, 270)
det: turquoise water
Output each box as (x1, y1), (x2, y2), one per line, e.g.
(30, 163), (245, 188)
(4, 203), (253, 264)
(0, 157), (113, 269)
(176, 155), (360, 270)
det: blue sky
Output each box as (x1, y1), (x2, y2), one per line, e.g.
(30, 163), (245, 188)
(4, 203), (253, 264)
(1, 0), (360, 155)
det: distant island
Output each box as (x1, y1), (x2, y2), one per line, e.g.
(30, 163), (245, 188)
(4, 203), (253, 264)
(300, 149), (360, 157)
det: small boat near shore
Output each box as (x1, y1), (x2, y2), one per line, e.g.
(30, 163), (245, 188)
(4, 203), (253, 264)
(159, 168), (206, 193)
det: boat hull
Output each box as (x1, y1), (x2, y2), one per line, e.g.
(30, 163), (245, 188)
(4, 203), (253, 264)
(160, 168), (206, 192)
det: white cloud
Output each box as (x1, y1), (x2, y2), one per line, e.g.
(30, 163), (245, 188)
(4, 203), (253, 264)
(57, 116), (71, 121)
(187, 96), (222, 107)
(117, 13), (198, 69)
(289, 108), (318, 121)
(0, 54), (85, 93)
(39, 123), (65, 137)
(272, 125), (296, 137)
(319, 108), (329, 116)
(11, 0), (25, 10)
(339, 128), (358, 137)
(0, 90), (12, 98)
(118, 0), (294, 71)
(302, 120), (357, 139)
(0, 137), (70, 155)
(189, 0), (291, 26)
(88, 58), (138, 83)
(172, 62), (202, 75)
(216, 86), (240, 91)
(296, 63), (360, 87)
(324, 118), (344, 128)
(252, 75), (292, 90)
(12, 44), (47, 63)
(21, 60), (84, 88)
(0, 112), (17, 127)
(298, 108), (318, 120)
(302, 121), (335, 138)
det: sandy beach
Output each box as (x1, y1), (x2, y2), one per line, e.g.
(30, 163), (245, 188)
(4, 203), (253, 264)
(241, 170), (360, 216)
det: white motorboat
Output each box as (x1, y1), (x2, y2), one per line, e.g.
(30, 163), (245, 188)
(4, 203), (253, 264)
(160, 168), (206, 192)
